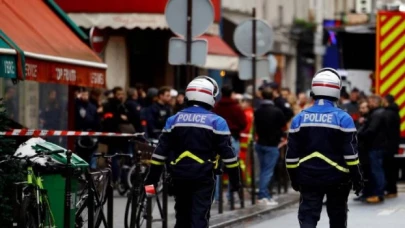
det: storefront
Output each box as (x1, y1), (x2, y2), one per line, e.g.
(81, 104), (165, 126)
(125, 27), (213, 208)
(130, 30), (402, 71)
(55, 0), (237, 90)
(0, 0), (107, 147)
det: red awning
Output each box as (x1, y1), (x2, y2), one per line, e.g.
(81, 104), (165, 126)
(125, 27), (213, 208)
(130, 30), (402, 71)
(55, 0), (221, 35)
(199, 35), (238, 71)
(0, 0), (107, 88)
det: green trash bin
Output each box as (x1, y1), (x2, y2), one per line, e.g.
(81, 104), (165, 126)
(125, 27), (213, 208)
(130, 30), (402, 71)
(33, 141), (88, 228)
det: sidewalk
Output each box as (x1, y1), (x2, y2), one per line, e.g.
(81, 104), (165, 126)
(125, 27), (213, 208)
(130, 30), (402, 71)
(109, 188), (300, 228)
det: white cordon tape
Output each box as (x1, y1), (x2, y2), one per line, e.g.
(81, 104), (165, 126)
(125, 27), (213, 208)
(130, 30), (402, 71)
(0, 129), (145, 137)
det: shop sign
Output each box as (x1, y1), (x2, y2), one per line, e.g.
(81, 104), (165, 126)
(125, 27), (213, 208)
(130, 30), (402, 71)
(24, 58), (106, 88)
(0, 54), (17, 79)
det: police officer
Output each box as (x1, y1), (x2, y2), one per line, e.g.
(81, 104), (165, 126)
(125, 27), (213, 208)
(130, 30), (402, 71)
(145, 76), (241, 228)
(286, 68), (363, 228)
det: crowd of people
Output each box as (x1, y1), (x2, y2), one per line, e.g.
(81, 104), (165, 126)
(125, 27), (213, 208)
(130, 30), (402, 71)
(339, 89), (401, 204)
(73, 79), (402, 206)
(73, 85), (185, 182)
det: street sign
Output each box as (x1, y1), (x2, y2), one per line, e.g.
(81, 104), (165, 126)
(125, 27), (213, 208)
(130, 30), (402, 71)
(168, 38), (208, 66)
(238, 57), (269, 80)
(165, 0), (214, 38)
(233, 19), (274, 57)
(89, 27), (107, 54)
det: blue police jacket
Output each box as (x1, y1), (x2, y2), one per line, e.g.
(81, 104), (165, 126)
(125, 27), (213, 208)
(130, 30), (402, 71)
(286, 99), (363, 186)
(146, 105), (240, 182)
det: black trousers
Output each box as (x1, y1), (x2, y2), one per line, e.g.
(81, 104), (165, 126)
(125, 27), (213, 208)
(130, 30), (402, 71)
(384, 152), (398, 194)
(298, 183), (351, 228)
(172, 179), (215, 228)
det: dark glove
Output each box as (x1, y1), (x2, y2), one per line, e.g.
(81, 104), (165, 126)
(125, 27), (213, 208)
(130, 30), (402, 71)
(291, 182), (300, 192)
(352, 179), (364, 196)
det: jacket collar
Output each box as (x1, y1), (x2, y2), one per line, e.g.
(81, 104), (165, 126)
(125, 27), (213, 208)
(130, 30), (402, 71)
(314, 99), (336, 107)
(260, 99), (274, 105)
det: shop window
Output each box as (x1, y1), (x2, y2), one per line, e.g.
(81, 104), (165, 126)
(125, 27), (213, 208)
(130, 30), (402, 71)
(0, 79), (69, 147)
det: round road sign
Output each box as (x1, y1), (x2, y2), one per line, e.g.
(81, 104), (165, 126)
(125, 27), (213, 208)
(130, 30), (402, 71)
(89, 27), (107, 54)
(165, 0), (214, 38)
(233, 19), (274, 57)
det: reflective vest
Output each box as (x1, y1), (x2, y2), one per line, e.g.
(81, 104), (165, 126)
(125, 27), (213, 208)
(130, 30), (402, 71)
(239, 107), (254, 185)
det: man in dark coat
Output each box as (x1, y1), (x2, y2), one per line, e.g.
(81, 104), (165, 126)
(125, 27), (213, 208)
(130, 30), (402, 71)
(382, 94), (401, 198)
(357, 95), (388, 203)
(125, 88), (142, 132)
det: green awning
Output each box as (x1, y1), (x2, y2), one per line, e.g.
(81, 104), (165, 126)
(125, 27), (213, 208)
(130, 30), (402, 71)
(0, 30), (25, 80)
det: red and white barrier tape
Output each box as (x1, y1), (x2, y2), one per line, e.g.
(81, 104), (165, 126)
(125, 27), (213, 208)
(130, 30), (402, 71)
(0, 129), (145, 137)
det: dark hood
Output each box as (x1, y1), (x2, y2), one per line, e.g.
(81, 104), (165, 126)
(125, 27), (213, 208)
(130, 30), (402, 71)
(386, 103), (399, 112)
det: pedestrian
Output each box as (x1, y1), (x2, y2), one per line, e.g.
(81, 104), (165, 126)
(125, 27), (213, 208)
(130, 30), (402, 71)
(382, 94), (400, 198)
(254, 87), (286, 205)
(125, 88), (142, 132)
(74, 88), (100, 169)
(212, 84), (247, 203)
(286, 68), (363, 228)
(341, 88), (361, 127)
(173, 91), (186, 114)
(357, 95), (387, 204)
(239, 93), (254, 186)
(354, 100), (372, 201)
(145, 86), (172, 139)
(102, 86), (135, 183)
(267, 82), (294, 122)
(145, 76), (241, 228)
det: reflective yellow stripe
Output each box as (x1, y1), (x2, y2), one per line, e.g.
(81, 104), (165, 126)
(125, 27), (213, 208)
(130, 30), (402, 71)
(170, 151), (205, 165)
(286, 152), (349, 173)
(346, 159), (360, 166)
(240, 142), (248, 148)
(225, 162), (239, 168)
(150, 159), (165, 165)
(286, 164), (299, 169)
(214, 155), (220, 169)
(240, 160), (246, 170)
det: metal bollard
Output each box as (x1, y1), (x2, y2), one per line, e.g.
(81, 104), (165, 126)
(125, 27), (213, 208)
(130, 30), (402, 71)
(146, 197), (153, 228)
(64, 150), (72, 228)
(218, 174), (223, 214)
(249, 141), (256, 205)
(107, 177), (114, 228)
(162, 172), (168, 228)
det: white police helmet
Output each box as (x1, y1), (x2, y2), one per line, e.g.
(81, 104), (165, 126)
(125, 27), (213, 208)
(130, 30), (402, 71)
(311, 68), (342, 100)
(185, 76), (219, 107)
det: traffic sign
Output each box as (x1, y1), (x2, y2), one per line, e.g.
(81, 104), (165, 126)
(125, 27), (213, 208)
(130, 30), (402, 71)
(165, 0), (214, 38)
(233, 19), (274, 57)
(168, 38), (208, 66)
(238, 57), (270, 80)
(89, 27), (107, 54)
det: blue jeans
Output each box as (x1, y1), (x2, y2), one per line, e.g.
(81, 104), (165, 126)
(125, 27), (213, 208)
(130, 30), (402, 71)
(369, 150), (385, 197)
(215, 137), (240, 201)
(255, 144), (279, 199)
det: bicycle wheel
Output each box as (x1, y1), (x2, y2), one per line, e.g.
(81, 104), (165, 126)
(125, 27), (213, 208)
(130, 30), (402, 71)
(20, 196), (38, 228)
(127, 165), (164, 193)
(75, 170), (110, 228)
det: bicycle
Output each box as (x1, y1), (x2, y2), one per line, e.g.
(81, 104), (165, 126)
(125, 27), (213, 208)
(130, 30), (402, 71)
(0, 149), (65, 228)
(124, 138), (165, 228)
(75, 152), (132, 228)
